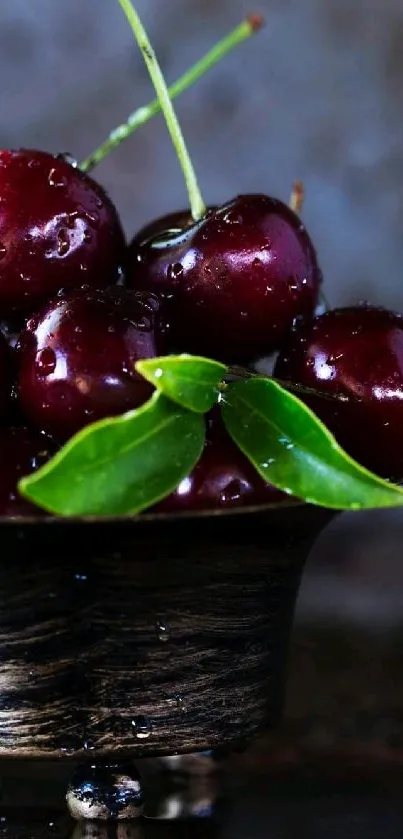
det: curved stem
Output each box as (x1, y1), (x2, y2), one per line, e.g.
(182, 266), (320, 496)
(228, 365), (351, 404)
(289, 180), (304, 215)
(117, 0), (206, 221)
(81, 16), (263, 173)
(289, 180), (330, 313)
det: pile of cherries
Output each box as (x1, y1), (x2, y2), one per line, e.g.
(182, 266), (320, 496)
(0, 146), (402, 517)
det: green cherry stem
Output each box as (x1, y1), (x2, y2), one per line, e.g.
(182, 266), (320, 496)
(81, 15), (263, 174)
(116, 0), (207, 221)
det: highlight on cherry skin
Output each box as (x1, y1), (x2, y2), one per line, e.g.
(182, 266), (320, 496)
(274, 304), (403, 482)
(0, 148), (126, 316)
(17, 287), (161, 442)
(128, 193), (322, 363)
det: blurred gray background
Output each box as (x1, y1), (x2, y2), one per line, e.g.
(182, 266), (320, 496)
(2, 0), (403, 624)
(3, 0), (403, 312)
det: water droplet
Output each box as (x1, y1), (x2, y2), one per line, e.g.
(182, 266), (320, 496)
(167, 262), (183, 280)
(220, 479), (244, 504)
(66, 762), (144, 821)
(287, 277), (299, 293)
(48, 167), (67, 188)
(65, 212), (77, 229)
(57, 228), (70, 256)
(131, 715), (152, 739)
(261, 458), (275, 468)
(83, 210), (98, 224)
(107, 324), (116, 333)
(0, 243), (7, 260)
(60, 734), (81, 755)
(223, 210), (243, 225)
(157, 621), (170, 642)
(35, 347), (56, 376)
(83, 738), (95, 751)
(56, 151), (78, 168)
(30, 448), (51, 470)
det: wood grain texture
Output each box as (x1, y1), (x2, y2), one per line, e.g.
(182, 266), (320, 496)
(0, 503), (334, 758)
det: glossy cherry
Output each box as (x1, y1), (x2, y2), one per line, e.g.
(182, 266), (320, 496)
(0, 426), (56, 517)
(0, 149), (126, 315)
(17, 287), (160, 441)
(154, 409), (287, 512)
(128, 193), (321, 362)
(274, 304), (403, 481)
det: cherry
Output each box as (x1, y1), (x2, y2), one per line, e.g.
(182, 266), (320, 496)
(0, 149), (126, 315)
(119, 7), (321, 363)
(128, 193), (321, 362)
(274, 305), (403, 481)
(154, 409), (287, 512)
(0, 426), (55, 517)
(17, 287), (160, 441)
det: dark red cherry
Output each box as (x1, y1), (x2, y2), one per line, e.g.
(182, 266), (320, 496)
(128, 194), (321, 362)
(17, 287), (160, 441)
(154, 409), (287, 512)
(0, 426), (56, 517)
(0, 149), (126, 314)
(274, 305), (403, 481)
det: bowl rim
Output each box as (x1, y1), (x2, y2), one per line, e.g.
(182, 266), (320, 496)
(0, 497), (310, 528)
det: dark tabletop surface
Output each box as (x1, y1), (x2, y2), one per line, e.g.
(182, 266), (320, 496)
(1, 754), (403, 839)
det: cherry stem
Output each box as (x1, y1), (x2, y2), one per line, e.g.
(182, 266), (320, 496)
(81, 16), (263, 174)
(289, 180), (330, 314)
(117, 0), (209, 221)
(228, 366), (352, 404)
(289, 180), (304, 214)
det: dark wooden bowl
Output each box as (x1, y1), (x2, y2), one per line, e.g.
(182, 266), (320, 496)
(0, 502), (335, 760)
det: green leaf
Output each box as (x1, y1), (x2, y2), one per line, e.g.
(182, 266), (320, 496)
(136, 354), (227, 413)
(19, 392), (205, 517)
(221, 377), (403, 511)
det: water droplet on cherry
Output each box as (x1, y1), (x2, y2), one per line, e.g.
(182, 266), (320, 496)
(35, 347), (56, 376)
